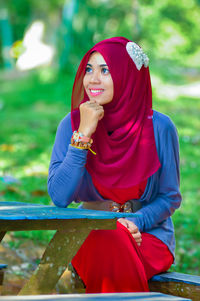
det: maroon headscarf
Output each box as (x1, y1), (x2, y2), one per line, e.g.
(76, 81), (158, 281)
(71, 37), (160, 189)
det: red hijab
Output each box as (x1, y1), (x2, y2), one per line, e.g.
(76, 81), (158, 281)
(71, 37), (160, 190)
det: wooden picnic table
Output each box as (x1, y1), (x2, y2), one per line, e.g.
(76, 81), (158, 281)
(0, 201), (136, 296)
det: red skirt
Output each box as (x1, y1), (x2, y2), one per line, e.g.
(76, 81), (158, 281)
(71, 221), (173, 293)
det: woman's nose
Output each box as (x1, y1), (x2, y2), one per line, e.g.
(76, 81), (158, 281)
(90, 71), (101, 83)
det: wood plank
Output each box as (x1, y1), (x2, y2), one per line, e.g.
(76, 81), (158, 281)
(0, 201), (43, 207)
(18, 219), (115, 295)
(0, 292), (192, 300)
(0, 203), (137, 232)
(149, 281), (199, 301)
(0, 218), (116, 232)
(149, 272), (200, 301)
(151, 272), (200, 286)
(0, 204), (136, 221)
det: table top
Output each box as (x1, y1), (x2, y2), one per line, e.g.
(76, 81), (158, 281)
(0, 292), (191, 300)
(0, 201), (137, 221)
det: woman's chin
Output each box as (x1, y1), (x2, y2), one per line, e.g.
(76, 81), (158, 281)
(87, 95), (112, 105)
(89, 97), (103, 104)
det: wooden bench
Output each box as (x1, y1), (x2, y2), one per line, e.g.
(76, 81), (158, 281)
(71, 266), (200, 300)
(149, 272), (200, 301)
(0, 264), (7, 294)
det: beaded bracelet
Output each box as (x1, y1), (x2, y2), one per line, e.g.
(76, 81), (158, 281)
(70, 131), (96, 155)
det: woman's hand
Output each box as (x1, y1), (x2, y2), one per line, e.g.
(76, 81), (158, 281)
(118, 218), (142, 247)
(78, 100), (104, 138)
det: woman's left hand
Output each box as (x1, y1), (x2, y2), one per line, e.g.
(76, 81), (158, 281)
(118, 218), (142, 246)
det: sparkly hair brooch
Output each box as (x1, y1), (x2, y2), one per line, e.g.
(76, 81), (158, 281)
(126, 42), (149, 71)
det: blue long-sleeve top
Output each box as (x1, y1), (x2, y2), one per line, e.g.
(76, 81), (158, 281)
(48, 110), (182, 257)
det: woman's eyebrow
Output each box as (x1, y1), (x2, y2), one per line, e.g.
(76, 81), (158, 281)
(87, 63), (108, 67)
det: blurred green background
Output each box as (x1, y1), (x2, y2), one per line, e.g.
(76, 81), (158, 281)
(0, 0), (200, 280)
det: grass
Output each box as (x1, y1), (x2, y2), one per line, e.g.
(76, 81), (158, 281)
(0, 63), (200, 275)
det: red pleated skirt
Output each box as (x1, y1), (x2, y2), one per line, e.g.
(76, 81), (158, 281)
(71, 221), (173, 293)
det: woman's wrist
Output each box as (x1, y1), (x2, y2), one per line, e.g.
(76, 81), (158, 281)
(70, 131), (96, 155)
(78, 127), (92, 138)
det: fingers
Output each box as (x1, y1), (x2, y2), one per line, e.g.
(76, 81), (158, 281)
(117, 218), (128, 228)
(79, 101), (104, 137)
(85, 101), (103, 111)
(118, 219), (142, 247)
(132, 232), (142, 246)
(127, 222), (142, 246)
(126, 222), (138, 234)
(118, 218), (137, 233)
(88, 104), (104, 120)
(126, 220), (139, 235)
(80, 101), (104, 116)
(86, 100), (96, 104)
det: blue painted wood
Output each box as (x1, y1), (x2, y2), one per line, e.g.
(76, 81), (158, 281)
(0, 292), (192, 300)
(151, 272), (200, 286)
(0, 201), (138, 221)
(0, 201), (42, 207)
(0, 264), (7, 269)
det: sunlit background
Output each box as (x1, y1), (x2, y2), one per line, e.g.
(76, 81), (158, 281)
(0, 0), (200, 294)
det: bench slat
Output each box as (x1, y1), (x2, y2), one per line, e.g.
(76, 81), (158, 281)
(0, 292), (192, 300)
(149, 272), (200, 301)
(151, 272), (200, 286)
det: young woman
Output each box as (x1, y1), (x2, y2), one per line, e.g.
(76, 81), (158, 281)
(48, 37), (181, 293)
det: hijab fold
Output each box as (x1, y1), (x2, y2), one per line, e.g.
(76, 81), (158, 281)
(71, 37), (160, 189)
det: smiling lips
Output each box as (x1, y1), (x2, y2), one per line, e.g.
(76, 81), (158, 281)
(89, 88), (104, 96)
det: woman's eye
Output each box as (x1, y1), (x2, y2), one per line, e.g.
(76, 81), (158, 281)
(102, 68), (110, 75)
(85, 66), (92, 73)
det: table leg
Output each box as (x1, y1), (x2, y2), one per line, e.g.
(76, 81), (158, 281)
(0, 232), (6, 242)
(19, 219), (115, 295)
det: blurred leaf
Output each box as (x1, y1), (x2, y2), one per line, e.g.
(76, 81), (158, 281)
(0, 144), (15, 152)
(31, 189), (47, 196)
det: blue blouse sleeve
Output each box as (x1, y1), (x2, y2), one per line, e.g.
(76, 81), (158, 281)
(47, 113), (88, 207)
(128, 114), (182, 231)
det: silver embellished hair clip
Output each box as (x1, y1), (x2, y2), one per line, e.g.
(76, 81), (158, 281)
(126, 42), (149, 71)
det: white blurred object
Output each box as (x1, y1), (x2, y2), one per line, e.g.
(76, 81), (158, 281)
(16, 21), (55, 70)
(151, 75), (200, 101)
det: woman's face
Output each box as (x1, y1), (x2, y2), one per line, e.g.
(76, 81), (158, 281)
(83, 52), (114, 105)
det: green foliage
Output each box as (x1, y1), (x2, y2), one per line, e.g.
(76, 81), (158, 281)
(139, 0), (200, 64)
(13, 230), (56, 245)
(2, 0), (200, 69)
(157, 111), (199, 274)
